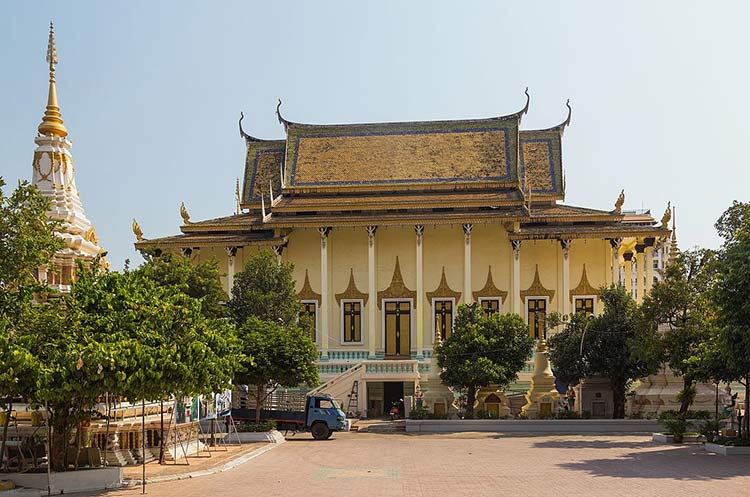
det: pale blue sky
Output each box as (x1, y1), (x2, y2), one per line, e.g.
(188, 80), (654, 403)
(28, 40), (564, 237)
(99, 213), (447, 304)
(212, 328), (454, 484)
(2, 1), (747, 270)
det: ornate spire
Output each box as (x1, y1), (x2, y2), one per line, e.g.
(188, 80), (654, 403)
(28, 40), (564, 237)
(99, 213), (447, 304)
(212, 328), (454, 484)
(38, 22), (68, 138)
(669, 205), (679, 259)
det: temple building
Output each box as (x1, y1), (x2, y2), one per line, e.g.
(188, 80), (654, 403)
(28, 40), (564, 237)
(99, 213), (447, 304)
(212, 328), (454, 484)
(136, 92), (673, 417)
(31, 23), (105, 289)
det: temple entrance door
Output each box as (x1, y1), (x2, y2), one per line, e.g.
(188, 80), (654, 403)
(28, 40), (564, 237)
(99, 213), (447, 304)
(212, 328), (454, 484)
(384, 300), (411, 358)
(383, 382), (404, 417)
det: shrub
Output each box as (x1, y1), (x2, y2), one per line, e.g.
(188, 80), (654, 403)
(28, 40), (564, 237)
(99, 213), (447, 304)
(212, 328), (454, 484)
(237, 420), (276, 432)
(554, 410), (581, 419)
(409, 406), (431, 420)
(712, 436), (750, 447)
(699, 417), (725, 443)
(657, 411), (692, 440)
(475, 410), (498, 419)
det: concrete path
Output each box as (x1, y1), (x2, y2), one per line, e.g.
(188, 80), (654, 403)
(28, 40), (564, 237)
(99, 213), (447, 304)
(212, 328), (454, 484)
(81, 432), (750, 497)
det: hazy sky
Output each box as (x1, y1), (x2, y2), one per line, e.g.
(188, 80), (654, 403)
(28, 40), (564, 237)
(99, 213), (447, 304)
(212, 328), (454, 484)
(2, 1), (747, 270)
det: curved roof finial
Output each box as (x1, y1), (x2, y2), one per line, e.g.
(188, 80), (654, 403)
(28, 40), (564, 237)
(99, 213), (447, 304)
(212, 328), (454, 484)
(239, 111), (249, 139)
(276, 98), (292, 130)
(562, 98), (572, 127)
(519, 87), (531, 116)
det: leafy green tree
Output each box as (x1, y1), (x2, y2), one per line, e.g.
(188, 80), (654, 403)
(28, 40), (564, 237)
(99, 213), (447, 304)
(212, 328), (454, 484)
(135, 252), (228, 319)
(229, 251), (319, 421)
(437, 304), (534, 418)
(635, 249), (717, 413)
(0, 177), (60, 466)
(711, 201), (750, 437)
(548, 286), (657, 418)
(228, 250), (299, 327)
(235, 317), (319, 422)
(31, 262), (242, 471)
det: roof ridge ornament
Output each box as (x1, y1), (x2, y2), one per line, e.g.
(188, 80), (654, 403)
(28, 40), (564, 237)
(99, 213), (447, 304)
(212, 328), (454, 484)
(276, 98), (297, 131)
(180, 201), (190, 224)
(515, 87), (531, 118)
(238, 111), (267, 142)
(660, 201), (672, 227)
(613, 189), (625, 214)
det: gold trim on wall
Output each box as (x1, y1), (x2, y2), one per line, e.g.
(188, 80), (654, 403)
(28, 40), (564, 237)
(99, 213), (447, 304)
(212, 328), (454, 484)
(426, 267), (462, 302)
(335, 268), (368, 306)
(473, 266), (509, 303)
(569, 264), (600, 301)
(377, 256), (416, 308)
(297, 269), (321, 303)
(520, 264), (556, 301)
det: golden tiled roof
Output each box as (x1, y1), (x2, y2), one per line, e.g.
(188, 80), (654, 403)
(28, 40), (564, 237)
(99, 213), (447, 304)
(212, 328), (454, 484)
(520, 129), (564, 199)
(284, 116), (521, 190)
(134, 231), (283, 250)
(241, 140), (285, 208)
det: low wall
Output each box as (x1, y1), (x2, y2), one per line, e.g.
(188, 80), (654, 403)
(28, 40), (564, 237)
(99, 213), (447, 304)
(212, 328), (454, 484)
(227, 430), (285, 444)
(2, 467), (122, 493)
(406, 419), (661, 434)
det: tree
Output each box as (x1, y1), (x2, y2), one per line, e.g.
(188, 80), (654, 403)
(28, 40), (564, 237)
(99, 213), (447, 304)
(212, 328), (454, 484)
(0, 177), (60, 467)
(548, 286), (658, 418)
(31, 262), (242, 471)
(437, 304), (534, 418)
(228, 250), (299, 327)
(135, 252), (228, 319)
(235, 317), (319, 422)
(711, 201), (750, 437)
(229, 251), (319, 421)
(635, 249), (717, 413)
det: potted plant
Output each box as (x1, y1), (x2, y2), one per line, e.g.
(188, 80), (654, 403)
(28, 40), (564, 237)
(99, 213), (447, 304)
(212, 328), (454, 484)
(658, 411), (691, 443)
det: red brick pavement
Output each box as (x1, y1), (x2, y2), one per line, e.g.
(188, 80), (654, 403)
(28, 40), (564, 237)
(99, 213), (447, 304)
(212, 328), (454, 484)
(81, 432), (750, 497)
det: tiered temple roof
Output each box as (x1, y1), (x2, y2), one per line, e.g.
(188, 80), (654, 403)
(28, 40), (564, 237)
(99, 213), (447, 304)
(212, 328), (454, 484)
(136, 92), (669, 250)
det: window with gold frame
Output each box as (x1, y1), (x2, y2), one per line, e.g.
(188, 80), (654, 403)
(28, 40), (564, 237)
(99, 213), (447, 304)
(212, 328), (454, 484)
(342, 300), (362, 343)
(433, 299), (453, 341)
(299, 301), (317, 342)
(527, 298), (547, 340)
(574, 297), (595, 318)
(479, 298), (501, 318)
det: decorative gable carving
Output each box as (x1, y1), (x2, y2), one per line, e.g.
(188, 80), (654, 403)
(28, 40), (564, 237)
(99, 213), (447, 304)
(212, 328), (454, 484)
(297, 269), (321, 303)
(335, 268), (368, 305)
(520, 264), (555, 301)
(426, 267), (462, 302)
(570, 264), (600, 301)
(473, 266), (508, 303)
(377, 257), (416, 308)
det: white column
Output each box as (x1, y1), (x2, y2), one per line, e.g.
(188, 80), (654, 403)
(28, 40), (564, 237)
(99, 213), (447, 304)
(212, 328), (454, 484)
(366, 226), (378, 359)
(610, 238), (622, 287)
(635, 243), (645, 303)
(561, 239), (571, 315)
(511, 240), (521, 315)
(358, 380), (368, 419)
(645, 241), (655, 294)
(623, 252), (634, 299)
(319, 227), (331, 359)
(225, 247), (237, 296)
(463, 224), (473, 304)
(415, 225), (425, 358)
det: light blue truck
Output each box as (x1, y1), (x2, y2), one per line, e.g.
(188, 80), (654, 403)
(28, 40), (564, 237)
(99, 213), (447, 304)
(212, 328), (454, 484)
(233, 393), (347, 440)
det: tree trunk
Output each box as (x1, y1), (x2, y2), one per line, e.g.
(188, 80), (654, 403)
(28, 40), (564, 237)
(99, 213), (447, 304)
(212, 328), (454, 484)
(50, 411), (70, 472)
(679, 377), (694, 414)
(745, 377), (750, 439)
(466, 386), (477, 419)
(255, 385), (264, 423)
(611, 378), (626, 419)
(0, 402), (12, 470)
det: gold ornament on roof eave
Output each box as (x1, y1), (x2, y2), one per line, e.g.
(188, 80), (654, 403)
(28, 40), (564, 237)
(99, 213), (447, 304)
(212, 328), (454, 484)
(520, 265), (555, 301)
(297, 269), (321, 303)
(84, 226), (98, 245)
(180, 202), (191, 224)
(660, 201), (672, 227)
(569, 264), (600, 301)
(473, 266), (509, 303)
(377, 256), (416, 308)
(132, 219), (143, 242)
(613, 189), (625, 214)
(426, 267), (462, 302)
(335, 268), (368, 306)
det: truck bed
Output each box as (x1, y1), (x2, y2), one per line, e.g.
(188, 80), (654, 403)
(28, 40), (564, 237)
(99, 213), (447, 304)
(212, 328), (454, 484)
(232, 408), (305, 426)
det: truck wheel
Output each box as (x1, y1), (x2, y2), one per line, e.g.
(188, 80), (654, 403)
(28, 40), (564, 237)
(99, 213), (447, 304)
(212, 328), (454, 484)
(311, 422), (330, 440)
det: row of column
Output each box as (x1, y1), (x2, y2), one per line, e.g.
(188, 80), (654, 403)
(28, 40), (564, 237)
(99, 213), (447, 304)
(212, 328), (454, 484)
(220, 228), (659, 360)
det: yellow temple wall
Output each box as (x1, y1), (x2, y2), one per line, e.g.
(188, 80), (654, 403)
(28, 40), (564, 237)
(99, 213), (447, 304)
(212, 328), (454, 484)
(376, 226), (416, 350)
(569, 238), (610, 315)
(520, 239), (560, 313)
(330, 228), (369, 347)
(471, 224), (511, 308)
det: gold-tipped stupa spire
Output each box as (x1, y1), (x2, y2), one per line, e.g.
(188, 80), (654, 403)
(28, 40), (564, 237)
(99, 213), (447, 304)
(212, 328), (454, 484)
(669, 205), (679, 260)
(38, 21), (68, 138)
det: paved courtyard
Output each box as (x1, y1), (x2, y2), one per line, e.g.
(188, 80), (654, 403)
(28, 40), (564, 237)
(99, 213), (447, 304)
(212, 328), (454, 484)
(87, 432), (749, 497)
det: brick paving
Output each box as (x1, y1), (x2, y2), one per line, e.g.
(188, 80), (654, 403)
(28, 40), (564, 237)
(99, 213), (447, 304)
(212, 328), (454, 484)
(83, 432), (750, 497)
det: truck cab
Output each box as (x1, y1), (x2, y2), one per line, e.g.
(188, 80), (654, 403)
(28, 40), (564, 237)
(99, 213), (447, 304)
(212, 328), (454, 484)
(306, 394), (347, 440)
